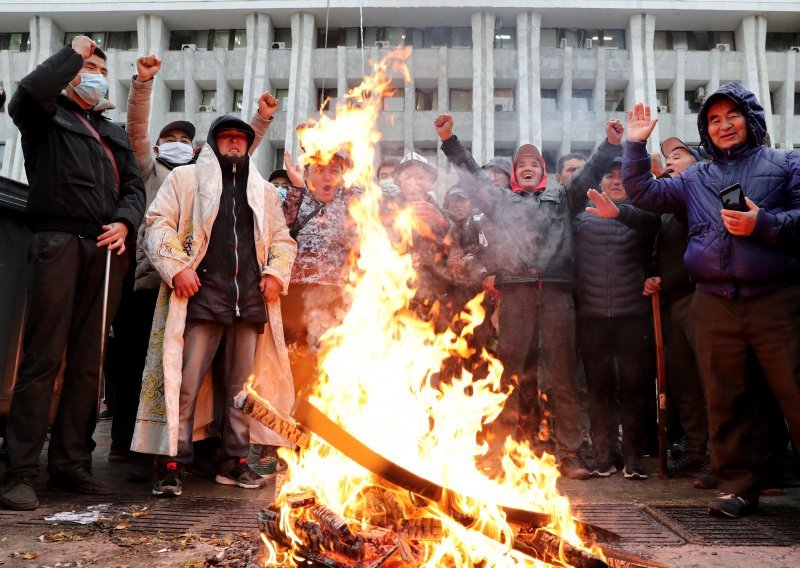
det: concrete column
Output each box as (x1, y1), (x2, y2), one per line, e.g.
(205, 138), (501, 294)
(777, 51), (796, 148)
(136, 15), (171, 145)
(736, 15), (772, 134)
(643, 13), (659, 146)
(627, 14), (659, 150)
(403, 56), (414, 154)
(242, 13), (275, 172)
(183, 48), (200, 128)
(0, 50), (14, 178)
(436, 46), (449, 174)
(673, 49), (686, 141)
(470, 11), (495, 164)
(516, 11), (541, 148)
(558, 47), (572, 158)
(214, 48), (232, 114)
(284, 12), (316, 157)
(594, 46), (607, 148)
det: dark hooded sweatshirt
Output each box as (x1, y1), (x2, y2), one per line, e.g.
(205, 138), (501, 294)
(187, 115), (266, 324)
(623, 81), (800, 299)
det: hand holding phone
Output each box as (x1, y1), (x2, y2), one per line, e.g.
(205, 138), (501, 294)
(719, 183), (748, 212)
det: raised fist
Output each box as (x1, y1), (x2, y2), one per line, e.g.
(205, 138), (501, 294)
(136, 55), (162, 82)
(433, 114), (454, 141)
(605, 119), (624, 146)
(71, 35), (97, 59)
(258, 91), (279, 119)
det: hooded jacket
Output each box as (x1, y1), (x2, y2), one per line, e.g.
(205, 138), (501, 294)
(622, 82), (800, 299)
(441, 135), (621, 285)
(187, 115), (265, 323)
(9, 46), (144, 237)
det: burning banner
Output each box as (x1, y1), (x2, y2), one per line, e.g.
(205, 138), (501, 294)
(242, 49), (665, 568)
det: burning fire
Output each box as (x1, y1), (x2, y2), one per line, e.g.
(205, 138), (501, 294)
(256, 48), (602, 567)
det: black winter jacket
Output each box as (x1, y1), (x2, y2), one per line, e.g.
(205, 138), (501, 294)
(9, 46), (144, 237)
(575, 205), (659, 318)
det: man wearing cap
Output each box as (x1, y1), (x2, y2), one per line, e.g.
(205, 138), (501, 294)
(643, 137), (709, 485)
(0, 36), (145, 510)
(268, 169), (291, 201)
(624, 83), (800, 517)
(131, 114), (296, 498)
(434, 115), (625, 480)
(280, 149), (356, 398)
(107, 54), (280, 481)
(390, 152), (458, 327)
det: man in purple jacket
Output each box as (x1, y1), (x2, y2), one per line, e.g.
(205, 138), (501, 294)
(622, 82), (800, 518)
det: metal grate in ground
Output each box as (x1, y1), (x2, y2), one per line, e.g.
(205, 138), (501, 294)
(646, 504), (800, 546)
(125, 496), (263, 537)
(574, 503), (686, 545)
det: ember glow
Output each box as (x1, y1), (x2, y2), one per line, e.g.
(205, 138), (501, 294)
(258, 49), (603, 567)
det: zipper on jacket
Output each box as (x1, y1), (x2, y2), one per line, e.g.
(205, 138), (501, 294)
(232, 163), (241, 318)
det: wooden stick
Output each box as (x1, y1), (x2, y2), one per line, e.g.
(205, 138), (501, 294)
(651, 292), (668, 480)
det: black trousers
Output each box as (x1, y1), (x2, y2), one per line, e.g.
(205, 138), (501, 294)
(7, 232), (126, 477)
(579, 315), (654, 459)
(108, 284), (159, 453)
(663, 292), (708, 457)
(692, 286), (800, 499)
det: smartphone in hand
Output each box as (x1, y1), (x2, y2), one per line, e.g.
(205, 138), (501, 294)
(720, 183), (747, 212)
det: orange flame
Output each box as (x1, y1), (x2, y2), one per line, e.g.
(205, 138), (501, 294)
(260, 48), (601, 567)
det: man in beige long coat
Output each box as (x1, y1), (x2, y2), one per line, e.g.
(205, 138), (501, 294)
(110, 54), (279, 483)
(131, 114), (296, 497)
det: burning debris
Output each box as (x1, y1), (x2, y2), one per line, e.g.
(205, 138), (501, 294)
(241, 49), (671, 568)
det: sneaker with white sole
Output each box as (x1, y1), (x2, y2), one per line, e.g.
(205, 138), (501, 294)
(153, 462), (184, 498)
(708, 493), (758, 518)
(215, 458), (262, 489)
(590, 454), (617, 478)
(623, 456), (648, 480)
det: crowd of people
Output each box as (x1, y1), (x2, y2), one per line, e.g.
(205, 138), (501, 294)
(0, 35), (798, 521)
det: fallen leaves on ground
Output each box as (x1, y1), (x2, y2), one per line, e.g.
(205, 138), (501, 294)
(10, 551), (41, 560)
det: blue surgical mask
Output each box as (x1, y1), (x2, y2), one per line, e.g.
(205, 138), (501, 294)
(74, 73), (108, 106)
(157, 141), (194, 165)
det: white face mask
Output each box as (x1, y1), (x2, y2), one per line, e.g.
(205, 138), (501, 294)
(157, 141), (194, 165)
(74, 73), (108, 106)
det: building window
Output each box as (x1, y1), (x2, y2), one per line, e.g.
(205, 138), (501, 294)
(200, 90), (217, 111)
(169, 90), (185, 112)
(449, 89), (472, 112)
(317, 28), (340, 48)
(318, 88), (337, 110)
(233, 90), (244, 112)
(0, 33), (30, 52)
(451, 28), (472, 48)
(169, 30), (207, 51)
(656, 31), (735, 51)
(275, 88), (290, 107)
(684, 90), (703, 114)
(766, 32), (800, 52)
(605, 90), (625, 112)
(272, 29), (292, 49)
(494, 88), (514, 112)
(415, 88), (438, 111)
(65, 31), (136, 51)
(494, 28), (516, 50)
(383, 88), (405, 111)
(425, 27), (450, 48)
(572, 89), (593, 112)
(795, 92), (800, 115)
(208, 30), (247, 50)
(543, 29), (625, 49)
(656, 90), (669, 113)
(541, 89), (558, 112)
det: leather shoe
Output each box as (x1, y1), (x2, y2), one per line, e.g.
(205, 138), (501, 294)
(0, 475), (39, 510)
(48, 467), (114, 496)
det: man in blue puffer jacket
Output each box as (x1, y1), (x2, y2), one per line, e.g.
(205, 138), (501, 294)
(622, 82), (800, 518)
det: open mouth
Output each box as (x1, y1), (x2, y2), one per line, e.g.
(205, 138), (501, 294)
(522, 173), (534, 181)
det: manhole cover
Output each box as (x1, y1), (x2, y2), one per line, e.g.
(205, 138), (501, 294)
(574, 503), (685, 545)
(647, 504), (800, 546)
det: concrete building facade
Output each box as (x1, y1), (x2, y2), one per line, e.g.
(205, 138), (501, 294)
(1, 1), (799, 186)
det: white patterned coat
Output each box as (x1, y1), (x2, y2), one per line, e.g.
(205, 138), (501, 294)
(131, 145), (297, 456)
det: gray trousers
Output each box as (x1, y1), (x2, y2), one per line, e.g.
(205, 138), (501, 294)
(174, 320), (259, 464)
